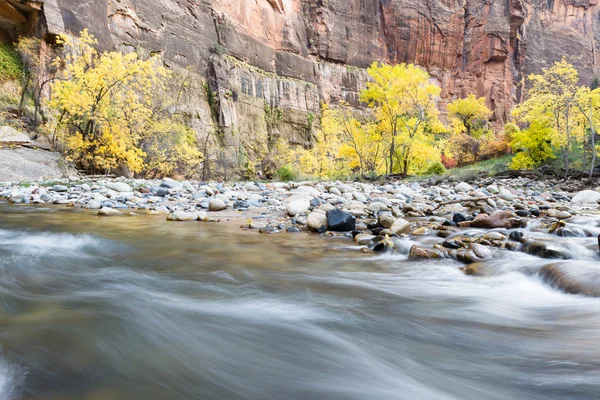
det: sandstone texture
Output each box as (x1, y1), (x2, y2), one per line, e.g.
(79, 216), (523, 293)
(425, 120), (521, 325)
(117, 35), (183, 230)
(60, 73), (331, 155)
(2, 0), (600, 172)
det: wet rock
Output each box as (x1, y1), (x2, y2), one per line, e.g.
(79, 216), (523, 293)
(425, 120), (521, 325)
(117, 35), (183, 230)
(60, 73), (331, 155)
(390, 218), (411, 235)
(167, 211), (195, 221)
(453, 212), (468, 223)
(411, 226), (430, 236)
(249, 221), (266, 229)
(286, 227), (300, 233)
(470, 243), (492, 259)
(378, 214), (395, 228)
(442, 239), (462, 249)
(470, 211), (522, 229)
(259, 227), (279, 234)
(98, 207), (119, 216)
(521, 240), (571, 260)
(409, 245), (441, 260)
(539, 262), (600, 297)
(509, 231), (524, 242)
(556, 211), (572, 219)
(307, 211), (328, 232)
(86, 200), (102, 210)
(326, 209), (356, 232)
(515, 210), (530, 217)
(483, 232), (504, 241)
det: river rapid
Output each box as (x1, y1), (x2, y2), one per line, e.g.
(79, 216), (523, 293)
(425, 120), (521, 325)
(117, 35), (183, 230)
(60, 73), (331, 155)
(1, 202), (600, 400)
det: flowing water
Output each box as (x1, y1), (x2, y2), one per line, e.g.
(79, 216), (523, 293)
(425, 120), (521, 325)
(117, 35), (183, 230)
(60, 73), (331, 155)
(1, 201), (600, 400)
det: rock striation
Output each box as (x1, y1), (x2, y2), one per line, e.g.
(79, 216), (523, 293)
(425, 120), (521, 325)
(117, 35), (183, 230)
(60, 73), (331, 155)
(2, 0), (600, 173)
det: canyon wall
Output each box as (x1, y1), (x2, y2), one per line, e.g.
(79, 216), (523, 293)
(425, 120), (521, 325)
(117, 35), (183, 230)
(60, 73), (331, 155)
(2, 0), (600, 176)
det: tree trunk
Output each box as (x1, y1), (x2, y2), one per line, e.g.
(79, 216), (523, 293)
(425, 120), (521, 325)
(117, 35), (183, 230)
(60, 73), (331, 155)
(564, 107), (570, 179)
(388, 135), (395, 174)
(590, 107), (597, 178)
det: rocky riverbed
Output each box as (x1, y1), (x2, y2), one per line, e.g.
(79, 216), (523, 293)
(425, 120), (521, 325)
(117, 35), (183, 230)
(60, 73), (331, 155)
(2, 175), (600, 289)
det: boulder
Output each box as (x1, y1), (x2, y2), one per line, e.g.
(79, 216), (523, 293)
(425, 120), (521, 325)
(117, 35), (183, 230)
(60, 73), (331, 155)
(307, 211), (328, 232)
(326, 209), (356, 232)
(107, 182), (131, 192)
(209, 198), (227, 211)
(470, 211), (522, 229)
(167, 211), (196, 221)
(409, 245), (441, 260)
(287, 198), (310, 216)
(98, 207), (120, 216)
(390, 218), (411, 235)
(454, 182), (473, 192)
(571, 190), (600, 205)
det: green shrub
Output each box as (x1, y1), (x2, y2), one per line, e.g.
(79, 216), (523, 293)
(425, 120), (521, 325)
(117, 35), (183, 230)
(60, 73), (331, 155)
(424, 161), (447, 176)
(275, 165), (297, 181)
(0, 43), (22, 82)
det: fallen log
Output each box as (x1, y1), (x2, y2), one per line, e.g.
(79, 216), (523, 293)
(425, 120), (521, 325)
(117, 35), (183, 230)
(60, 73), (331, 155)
(433, 195), (497, 210)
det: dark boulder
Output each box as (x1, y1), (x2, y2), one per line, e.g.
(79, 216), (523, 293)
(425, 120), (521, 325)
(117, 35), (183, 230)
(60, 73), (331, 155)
(326, 209), (356, 232)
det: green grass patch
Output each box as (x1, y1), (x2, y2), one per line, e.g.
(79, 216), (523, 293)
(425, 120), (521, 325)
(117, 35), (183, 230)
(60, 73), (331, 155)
(0, 42), (23, 82)
(447, 154), (513, 179)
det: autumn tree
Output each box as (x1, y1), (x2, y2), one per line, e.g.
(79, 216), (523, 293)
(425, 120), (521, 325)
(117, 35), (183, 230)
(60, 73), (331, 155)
(509, 122), (557, 170)
(513, 58), (579, 176)
(48, 30), (200, 176)
(360, 62), (442, 175)
(574, 86), (600, 177)
(447, 94), (491, 138)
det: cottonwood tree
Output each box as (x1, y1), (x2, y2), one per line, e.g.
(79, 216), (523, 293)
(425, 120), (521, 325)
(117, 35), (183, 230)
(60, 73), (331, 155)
(360, 62), (442, 175)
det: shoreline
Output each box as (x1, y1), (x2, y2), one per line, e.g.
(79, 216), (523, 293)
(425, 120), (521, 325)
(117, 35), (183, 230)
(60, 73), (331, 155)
(1, 175), (600, 265)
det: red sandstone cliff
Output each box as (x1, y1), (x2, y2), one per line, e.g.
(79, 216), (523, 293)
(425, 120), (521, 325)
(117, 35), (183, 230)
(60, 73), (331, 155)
(1, 0), (599, 173)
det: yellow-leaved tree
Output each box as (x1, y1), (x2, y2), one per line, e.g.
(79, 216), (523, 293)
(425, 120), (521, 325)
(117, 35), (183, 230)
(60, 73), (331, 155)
(513, 58), (579, 175)
(574, 86), (600, 177)
(360, 62), (442, 175)
(447, 94), (491, 138)
(48, 30), (200, 177)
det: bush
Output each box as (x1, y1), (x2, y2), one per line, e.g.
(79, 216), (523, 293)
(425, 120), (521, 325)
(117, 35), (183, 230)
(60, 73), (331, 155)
(276, 165), (297, 181)
(0, 43), (22, 82)
(441, 154), (457, 169)
(423, 161), (447, 176)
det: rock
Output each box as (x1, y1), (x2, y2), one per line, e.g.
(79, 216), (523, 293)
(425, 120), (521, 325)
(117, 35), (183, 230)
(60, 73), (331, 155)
(107, 182), (131, 192)
(156, 187), (169, 197)
(486, 185), (499, 194)
(470, 211), (522, 229)
(483, 232), (504, 240)
(209, 198), (227, 211)
(409, 245), (441, 260)
(442, 239), (462, 249)
(167, 211), (195, 221)
(286, 227), (300, 233)
(378, 214), (396, 228)
(307, 211), (328, 232)
(98, 207), (120, 216)
(81, 184), (91, 192)
(454, 182), (473, 192)
(411, 226), (430, 236)
(245, 182), (261, 192)
(287, 198), (310, 216)
(329, 187), (342, 196)
(390, 218), (411, 235)
(453, 212), (468, 223)
(86, 199), (102, 209)
(352, 192), (368, 202)
(470, 243), (492, 259)
(509, 231), (524, 242)
(52, 185), (68, 192)
(556, 211), (572, 219)
(161, 179), (182, 189)
(326, 209), (356, 232)
(571, 190), (600, 205)
(249, 221), (267, 229)
(368, 202), (389, 213)
(498, 187), (515, 201)
(521, 240), (571, 260)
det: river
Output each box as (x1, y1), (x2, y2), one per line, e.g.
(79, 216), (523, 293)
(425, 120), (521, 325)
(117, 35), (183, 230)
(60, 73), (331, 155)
(1, 201), (600, 400)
